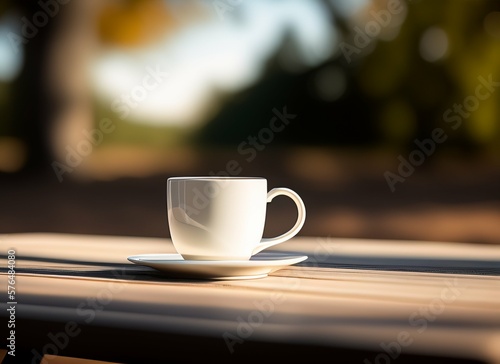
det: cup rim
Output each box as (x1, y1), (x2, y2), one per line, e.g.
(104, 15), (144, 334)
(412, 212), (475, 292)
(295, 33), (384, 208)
(167, 176), (265, 181)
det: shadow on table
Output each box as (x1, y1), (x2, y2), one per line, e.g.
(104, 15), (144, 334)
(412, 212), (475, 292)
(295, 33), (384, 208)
(2, 253), (499, 282)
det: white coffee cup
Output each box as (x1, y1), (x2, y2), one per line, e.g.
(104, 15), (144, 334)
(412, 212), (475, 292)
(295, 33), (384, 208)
(167, 177), (306, 260)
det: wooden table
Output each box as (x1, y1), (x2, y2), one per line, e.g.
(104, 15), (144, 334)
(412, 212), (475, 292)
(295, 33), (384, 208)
(1, 233), (499, 363)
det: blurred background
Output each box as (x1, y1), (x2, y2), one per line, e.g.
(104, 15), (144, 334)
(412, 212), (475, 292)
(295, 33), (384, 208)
(0, 0), (499, 244)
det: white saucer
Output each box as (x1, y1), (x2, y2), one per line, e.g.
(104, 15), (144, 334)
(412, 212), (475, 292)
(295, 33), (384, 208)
(127, 252), (307, 280)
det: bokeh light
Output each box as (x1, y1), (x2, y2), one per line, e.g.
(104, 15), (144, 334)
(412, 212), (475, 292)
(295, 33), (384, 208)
(0, 13), (24, 82)
(419, 27), (449, 62)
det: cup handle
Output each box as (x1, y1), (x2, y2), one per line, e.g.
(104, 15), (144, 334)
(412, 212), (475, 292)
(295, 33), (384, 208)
(252, 188), (306, 256)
